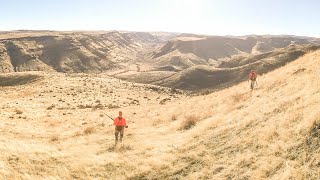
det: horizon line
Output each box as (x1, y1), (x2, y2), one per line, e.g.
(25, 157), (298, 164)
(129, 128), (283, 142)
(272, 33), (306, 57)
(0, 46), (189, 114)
(0, 29), (319, 38)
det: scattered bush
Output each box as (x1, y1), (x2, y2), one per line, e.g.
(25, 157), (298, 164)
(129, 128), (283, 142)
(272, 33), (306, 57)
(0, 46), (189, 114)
(200, 89), (211, 95)
(152, 119), (163, 126)
(171, 114), (178, 121)
(107, 104), (120, 109)
(119, 145), (133, 152)
(50, 135), (59, 142)
(232, 92), (246, 103)
(92, 103), (104, 110)
(84, 126), (95, 135)
(47, 104), (55, 110)
(85, 104), (93, 108)
(15, 109), (23, 114)
(78, 104), (93, 109)
(159, 98), (171, 105)
(170, 88), (182, 94)
(180, 115), (199, 130)
(78, 105), (85, 109)
(74, 131), (82, 137)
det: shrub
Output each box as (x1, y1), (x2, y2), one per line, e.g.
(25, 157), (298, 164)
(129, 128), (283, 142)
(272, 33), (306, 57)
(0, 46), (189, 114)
(50, 135), (59, 142)
(15, 109), (23, 114)
(152, 119), (163, 126)
(107, 104), (120, 109)
(200, 89), (211, 95)
(92, 103), (104, 110)
(74, 131), (82, 137)
(232, 92), (246, 103)
(171, 114), (178, 121)
(180, 115), (199, 130)
(84, 126), (95, 135)
(47, 104), (55, 110)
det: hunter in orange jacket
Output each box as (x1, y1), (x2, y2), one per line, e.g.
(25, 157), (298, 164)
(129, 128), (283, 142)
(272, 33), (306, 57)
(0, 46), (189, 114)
(114, 111), (127, 143)
(114, 117), (127, 127)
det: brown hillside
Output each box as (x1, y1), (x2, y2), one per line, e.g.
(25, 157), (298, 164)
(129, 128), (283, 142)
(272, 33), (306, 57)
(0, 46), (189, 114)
(0, 31), (174, 73)
(0, 72), (43, 86)
(0, 49), (319, 179)
(154, 45), (320, 91)
(2, 32), (320, 92)
(152, 35), (320, 62)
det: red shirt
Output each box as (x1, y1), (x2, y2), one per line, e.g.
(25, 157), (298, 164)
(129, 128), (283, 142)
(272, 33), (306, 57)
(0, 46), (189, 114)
(249, 71), (257, 79)
(114, 117), (127, 126)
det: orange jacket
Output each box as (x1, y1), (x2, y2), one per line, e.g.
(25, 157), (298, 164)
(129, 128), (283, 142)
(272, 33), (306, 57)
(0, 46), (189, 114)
(114, 117), (127, 126)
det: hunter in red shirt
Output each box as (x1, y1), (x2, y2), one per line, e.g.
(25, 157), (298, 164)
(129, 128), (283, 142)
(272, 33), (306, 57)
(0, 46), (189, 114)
(114, 111), (127, 144)
(248, 70), (258, 90)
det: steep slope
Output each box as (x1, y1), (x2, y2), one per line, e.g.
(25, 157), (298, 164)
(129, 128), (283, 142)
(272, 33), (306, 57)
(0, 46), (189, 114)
(218, 44), (320, 68)
(129, 49), (320, 179)
(251, 41), (275, 54)
(0, 43), (14, 72)
(0, 48), (319, 179)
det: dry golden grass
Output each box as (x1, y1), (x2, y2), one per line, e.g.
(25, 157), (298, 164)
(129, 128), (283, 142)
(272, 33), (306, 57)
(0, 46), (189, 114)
(0, 50), (320, 179)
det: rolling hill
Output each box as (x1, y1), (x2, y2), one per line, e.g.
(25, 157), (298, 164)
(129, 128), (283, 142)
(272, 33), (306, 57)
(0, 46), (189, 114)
(154, 44), (320, 91)
(1, 31), (320, 92)
(0, 48), (319, 179)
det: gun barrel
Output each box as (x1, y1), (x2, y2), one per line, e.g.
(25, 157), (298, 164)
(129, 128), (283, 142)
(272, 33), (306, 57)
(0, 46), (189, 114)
(105, 114), (114, 121)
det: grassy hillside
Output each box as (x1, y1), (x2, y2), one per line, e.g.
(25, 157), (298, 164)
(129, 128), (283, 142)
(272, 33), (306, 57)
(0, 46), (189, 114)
(0, 50), (319, 179)
(144, 50), (320, 179)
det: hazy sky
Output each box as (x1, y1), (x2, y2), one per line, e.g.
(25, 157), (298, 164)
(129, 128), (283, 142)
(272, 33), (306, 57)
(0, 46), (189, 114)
(1, 0), (319, 36)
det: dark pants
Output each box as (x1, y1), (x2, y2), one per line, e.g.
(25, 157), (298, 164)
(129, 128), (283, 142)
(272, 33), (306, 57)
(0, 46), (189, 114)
(115, 126), (124, 142)
(250, 79), (256, 90)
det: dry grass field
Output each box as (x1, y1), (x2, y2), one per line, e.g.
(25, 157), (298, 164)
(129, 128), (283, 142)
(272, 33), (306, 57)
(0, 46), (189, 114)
(0, 50), (320, 179)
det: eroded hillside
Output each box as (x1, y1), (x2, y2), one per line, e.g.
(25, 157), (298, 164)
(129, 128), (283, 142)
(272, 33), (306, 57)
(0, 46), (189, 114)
(0, 31), (175, 73)
(112, 34), (320, 91)
(1, 31), (320, 92)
